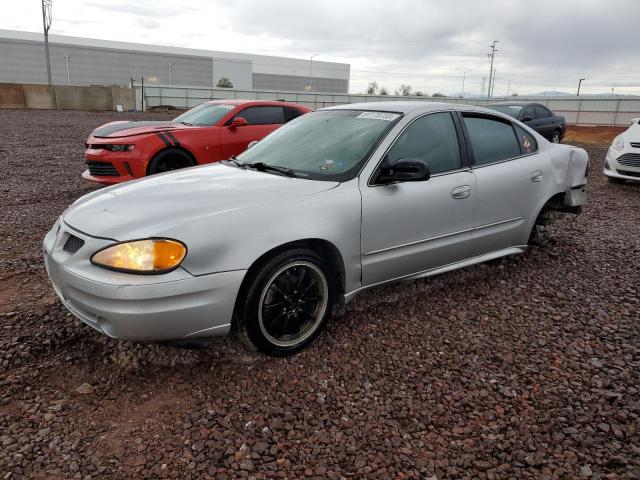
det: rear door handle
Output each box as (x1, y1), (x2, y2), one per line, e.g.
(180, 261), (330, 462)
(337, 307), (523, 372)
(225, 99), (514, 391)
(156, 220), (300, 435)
(451, 185), (471, 199)
(530, 170), (543, 182)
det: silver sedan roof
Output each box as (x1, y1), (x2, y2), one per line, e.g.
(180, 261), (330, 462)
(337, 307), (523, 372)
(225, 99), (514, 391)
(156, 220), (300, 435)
(320, 101), (488, 115)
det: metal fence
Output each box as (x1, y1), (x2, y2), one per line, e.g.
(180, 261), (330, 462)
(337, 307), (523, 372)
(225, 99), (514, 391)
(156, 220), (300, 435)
(135, 84), (640, 127)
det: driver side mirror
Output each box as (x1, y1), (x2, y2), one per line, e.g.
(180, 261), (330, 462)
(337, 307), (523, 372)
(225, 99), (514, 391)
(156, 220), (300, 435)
(230, 117), (248, 128)
(376, 158), (430, 185)
(522, 115), (533, 122)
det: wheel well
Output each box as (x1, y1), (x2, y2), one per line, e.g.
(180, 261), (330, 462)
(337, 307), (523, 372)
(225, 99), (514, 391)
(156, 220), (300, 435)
(147, 147), (197, 175)
(233, 239), (346, 320)
(533, 191), (579, 227)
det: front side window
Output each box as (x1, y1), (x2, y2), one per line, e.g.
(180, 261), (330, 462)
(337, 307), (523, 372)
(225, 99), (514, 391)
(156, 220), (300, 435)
(463, 115), (522, 166)
(385, 112), (461, 174)
(173, 102), (235, 126)
(234, 106), (285, 125)
(236, 110), (401, 181)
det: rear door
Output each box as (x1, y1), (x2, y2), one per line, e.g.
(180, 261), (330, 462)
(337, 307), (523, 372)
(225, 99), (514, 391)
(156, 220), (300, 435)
(534, 104), (554, 140)
(218, 106), (285, 158)
(360, 111), (477, 286)
(460, 112), (547, 255)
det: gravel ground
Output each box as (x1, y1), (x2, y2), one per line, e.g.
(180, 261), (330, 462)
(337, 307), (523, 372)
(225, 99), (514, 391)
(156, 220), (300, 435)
(1, 109), (639, 480)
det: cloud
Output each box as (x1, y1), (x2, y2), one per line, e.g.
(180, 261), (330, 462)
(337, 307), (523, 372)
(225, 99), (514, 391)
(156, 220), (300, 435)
(2, 0), (639, 94)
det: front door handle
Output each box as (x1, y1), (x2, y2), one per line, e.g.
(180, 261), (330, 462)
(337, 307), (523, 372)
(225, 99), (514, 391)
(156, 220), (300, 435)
(530, 170), (543, 182)
(451, 185), (471, 199)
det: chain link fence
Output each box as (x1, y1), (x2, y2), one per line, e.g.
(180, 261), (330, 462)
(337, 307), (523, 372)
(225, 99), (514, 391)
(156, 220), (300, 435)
(135, 84), (640, 127)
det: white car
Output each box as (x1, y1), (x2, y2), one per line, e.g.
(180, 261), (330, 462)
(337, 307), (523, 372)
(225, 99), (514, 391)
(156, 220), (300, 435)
(604, 118), (640, 183)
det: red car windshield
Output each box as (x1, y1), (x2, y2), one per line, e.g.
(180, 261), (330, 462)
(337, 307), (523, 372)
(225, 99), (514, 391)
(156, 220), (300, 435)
(174, 103), (236, 126)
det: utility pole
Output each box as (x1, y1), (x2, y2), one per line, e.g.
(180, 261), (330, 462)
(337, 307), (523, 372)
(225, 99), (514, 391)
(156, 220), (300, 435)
(461, 70), (471, 98)
(490, 68), (497, 99)
(480, 76), (486, 98)
(64, 55), (70, 85)
(487, 40), (498, 100)
(577, 78), (585, 96)
(506, 79), (512, 97)
(307, 54), (319, 91)
(41, 0), (53, 85)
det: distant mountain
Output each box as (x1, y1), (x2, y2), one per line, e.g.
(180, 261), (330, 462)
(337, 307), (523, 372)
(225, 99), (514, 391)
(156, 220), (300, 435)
(527, 91), (573, 97)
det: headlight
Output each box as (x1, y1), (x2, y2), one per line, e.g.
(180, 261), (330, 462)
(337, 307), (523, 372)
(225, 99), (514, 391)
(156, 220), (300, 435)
(107, 144), (135, 152)
(91, 239), (186, 274)
(612, 135), (625, 151)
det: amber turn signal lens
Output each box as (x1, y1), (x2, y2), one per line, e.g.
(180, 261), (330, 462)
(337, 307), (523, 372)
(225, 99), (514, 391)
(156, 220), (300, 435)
(91, 239), (186, 273)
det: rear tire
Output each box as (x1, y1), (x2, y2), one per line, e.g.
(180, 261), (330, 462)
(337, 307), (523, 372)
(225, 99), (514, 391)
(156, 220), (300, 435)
(147, 148), (194, 175)
(551, 130), (561, 144)
(607, 176), (625, 184)
(235, 249), (335, 356)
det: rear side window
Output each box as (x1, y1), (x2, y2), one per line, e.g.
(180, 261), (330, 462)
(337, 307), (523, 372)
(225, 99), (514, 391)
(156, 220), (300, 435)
(514, 125), (538, 154)
(534, 105), (551, 119)
(521, 105), (535, 120)
(386, 112), (461, 174)
(463, 115), (522, 165)
(234, 106), (284, 125)
(284, 107), (304, 123)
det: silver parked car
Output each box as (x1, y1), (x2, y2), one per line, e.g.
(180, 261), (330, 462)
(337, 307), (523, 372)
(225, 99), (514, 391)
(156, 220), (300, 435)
(44, 102), (589, 355)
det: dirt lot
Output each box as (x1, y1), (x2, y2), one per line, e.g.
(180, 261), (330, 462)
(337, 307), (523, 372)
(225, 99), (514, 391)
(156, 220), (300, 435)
(563, 126), (626, 146)
(1, 109), (639, 480)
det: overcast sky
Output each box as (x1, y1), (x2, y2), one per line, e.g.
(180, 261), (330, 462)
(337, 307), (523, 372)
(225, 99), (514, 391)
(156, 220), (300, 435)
(3, 0), (640, 95)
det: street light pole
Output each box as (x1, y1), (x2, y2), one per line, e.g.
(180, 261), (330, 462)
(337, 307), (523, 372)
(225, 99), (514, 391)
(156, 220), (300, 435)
(64, 55), (70, 85)
(307, 54), (318, 91)
(577, 78), (585, 96)
(41, 0), (53, 85)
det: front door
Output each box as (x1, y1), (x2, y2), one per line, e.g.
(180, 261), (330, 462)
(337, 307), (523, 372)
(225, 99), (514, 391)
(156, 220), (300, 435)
(218, 106), (285, 159)
(360, 112), (477, 286)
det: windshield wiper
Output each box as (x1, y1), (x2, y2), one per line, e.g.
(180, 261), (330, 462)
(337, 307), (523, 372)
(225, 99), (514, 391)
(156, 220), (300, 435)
(178, 121), (193, 126)
(225, 155), (246, 168)
(244, 162), (295, 177)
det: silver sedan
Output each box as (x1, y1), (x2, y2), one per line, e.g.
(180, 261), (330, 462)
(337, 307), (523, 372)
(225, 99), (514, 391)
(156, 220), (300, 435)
(44, 102), (589, 355)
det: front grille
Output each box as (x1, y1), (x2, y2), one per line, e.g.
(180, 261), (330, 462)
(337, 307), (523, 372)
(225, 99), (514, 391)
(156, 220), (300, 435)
(630, 142), (640, 148)
(86, 161), (119, 177)
(63, 234), (85, 254)
(618, 169), (640, 178)
(616, 153), (640, 168)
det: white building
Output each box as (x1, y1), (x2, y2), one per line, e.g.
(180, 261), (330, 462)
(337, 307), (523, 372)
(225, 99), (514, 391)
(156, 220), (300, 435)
(0, 29), (350, 93)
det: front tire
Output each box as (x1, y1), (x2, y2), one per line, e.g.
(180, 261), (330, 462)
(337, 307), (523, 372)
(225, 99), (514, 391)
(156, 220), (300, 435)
(147, 148), (194, 175)
(235, 249), (334, 356)
(551, 130), (561, 144)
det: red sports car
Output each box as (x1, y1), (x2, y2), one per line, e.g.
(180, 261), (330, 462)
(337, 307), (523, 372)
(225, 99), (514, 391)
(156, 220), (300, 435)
(83, 100), (311, 185)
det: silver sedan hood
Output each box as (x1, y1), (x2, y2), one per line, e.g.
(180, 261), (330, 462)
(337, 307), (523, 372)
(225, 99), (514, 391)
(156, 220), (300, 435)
(62, 163), (338, 240)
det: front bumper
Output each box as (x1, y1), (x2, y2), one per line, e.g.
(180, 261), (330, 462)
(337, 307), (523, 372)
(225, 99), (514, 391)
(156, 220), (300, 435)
(43, 221), (245, 341)
(603, 147), (640, 182)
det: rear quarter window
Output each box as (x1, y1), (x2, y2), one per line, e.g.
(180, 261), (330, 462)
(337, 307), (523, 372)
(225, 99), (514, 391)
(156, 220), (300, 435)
(514, 125), (538, 154)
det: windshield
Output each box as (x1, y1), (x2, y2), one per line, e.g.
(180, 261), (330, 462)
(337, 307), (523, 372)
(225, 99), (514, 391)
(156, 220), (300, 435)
(236, 110), (401, 181)
(486, 105), (523, 118)
(173, 102), (235, 126)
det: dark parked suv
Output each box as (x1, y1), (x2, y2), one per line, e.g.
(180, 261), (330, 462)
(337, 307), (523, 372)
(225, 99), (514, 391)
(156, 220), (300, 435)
(487, 102), (566, 143)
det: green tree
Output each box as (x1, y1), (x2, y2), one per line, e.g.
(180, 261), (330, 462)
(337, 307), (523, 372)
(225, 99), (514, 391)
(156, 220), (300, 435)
(432, 92), (446, 98)
(366, 81), (378, 95)
(399, 84), (412, 96)
(414, 91), (425, 97)
(379, 87), (389, 95)
(217, 77), (233, 88)
(511, 92), (519, 97)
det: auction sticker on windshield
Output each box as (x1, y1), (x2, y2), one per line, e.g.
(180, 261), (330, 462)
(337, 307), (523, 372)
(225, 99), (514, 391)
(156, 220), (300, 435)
(356, 112), (401, 121)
